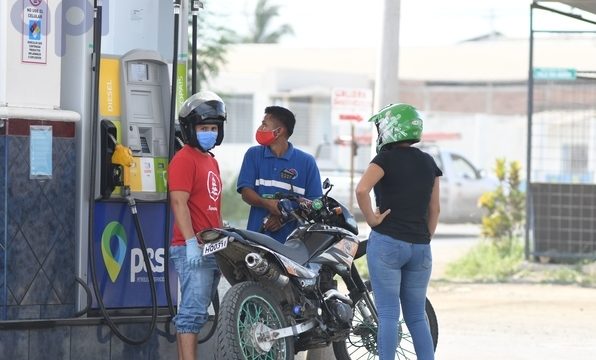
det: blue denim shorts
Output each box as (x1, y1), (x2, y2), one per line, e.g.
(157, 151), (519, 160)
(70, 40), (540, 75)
(169, 245), (221, 334)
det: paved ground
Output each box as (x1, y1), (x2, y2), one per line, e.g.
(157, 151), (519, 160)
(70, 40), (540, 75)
(429, 282), (596, 360)
(203, 223), (596, 359)
(429, 223), (596, 360)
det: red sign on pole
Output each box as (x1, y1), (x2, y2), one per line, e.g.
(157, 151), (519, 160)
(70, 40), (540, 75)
(331, 87), (373, 123)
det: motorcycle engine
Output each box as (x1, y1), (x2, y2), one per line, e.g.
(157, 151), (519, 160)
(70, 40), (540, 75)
(326, 299), (354, 326)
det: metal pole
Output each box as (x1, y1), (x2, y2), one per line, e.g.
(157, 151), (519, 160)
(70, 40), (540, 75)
(525, 3), (535, 261)
(164, 0), (182, 318)
(371, 0), (401, 159)
(168, 0), (181, 163)
(349, 122), (355, 213)
(374, 0), (401, 111)
(191, 0), (201, 94)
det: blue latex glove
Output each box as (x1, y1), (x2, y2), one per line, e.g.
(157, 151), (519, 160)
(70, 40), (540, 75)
(185, 236), (201, 269)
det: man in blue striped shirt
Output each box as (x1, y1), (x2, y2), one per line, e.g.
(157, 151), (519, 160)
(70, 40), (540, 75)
(237, 106), (323, 243)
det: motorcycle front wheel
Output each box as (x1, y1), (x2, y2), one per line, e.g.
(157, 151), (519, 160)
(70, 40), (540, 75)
(214, 281), (294, 360)
(333, 280), (438, 360)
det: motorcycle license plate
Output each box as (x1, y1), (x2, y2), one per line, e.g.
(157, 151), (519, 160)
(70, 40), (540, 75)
(203, 237), (228, 256)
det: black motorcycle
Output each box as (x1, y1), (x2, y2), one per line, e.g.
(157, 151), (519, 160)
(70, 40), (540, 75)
(200, 179), (438, 359)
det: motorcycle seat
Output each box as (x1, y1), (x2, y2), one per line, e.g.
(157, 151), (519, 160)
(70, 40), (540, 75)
(232, 229), (311, 265)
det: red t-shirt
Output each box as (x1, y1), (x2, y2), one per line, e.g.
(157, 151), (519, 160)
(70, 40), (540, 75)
(168, 145), (222, 246)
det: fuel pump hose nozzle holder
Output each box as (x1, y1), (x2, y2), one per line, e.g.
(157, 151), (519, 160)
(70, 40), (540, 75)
(112, 144), (134, 187)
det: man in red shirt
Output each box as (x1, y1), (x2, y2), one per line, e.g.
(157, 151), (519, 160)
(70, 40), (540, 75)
(168, 91), (226, 360)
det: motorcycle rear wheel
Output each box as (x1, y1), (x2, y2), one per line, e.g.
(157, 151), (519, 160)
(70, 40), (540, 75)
(333, 281), (438, 360)
(214, 281), (294, 360)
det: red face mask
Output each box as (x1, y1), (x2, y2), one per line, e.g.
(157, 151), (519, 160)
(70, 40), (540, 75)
(255, 128), (279, 146)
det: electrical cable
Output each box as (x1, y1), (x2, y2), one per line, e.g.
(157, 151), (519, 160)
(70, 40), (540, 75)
(191, 0), (198, 94)
(1, 119), (7, 321)
(198, 289), (219, 343)
(189, 1), (220, 343)
(73, 276), (92, 318)
(87, 0), (158, 345)
(192, 0), (220, 343)
(163, 0), (182, 321)
(163, 0), (219, 344)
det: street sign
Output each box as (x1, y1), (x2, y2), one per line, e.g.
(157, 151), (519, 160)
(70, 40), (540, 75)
(331, 87), (373, 122)
(533, 67), (576, 80)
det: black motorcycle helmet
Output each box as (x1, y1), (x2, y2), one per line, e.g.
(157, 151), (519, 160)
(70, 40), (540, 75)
(178, 91), (227, 152)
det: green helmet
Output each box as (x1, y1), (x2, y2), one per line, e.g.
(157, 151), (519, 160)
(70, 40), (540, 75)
(369, 103), (423, 152)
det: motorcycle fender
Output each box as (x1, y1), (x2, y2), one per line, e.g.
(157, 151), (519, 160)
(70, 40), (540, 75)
(275, 253), (317, 278)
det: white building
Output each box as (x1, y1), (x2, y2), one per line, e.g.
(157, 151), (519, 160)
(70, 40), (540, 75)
(208, 37), (596, 180)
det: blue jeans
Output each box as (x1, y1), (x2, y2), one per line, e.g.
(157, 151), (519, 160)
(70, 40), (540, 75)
(367, 230), (434, 360)
(169, 245), (220, 334)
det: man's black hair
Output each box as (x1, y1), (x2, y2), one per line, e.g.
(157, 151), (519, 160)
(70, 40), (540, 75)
(265, 106), (296, 137)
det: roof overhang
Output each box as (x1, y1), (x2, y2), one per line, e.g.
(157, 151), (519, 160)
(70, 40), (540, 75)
(533, 1), (596, 23)
(547, 0), (596, 14)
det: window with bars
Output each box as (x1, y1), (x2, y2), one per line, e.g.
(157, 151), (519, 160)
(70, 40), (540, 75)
(562, 144), (588, 173)
(271, 96), (331, 149)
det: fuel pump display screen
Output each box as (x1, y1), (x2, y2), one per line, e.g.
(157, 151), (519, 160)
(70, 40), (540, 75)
(129, 63), (149, 82)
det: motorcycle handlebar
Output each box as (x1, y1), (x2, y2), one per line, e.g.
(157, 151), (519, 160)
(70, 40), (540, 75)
(275, 193), (334, 225)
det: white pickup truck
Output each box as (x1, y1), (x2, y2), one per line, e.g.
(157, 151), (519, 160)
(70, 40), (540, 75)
(419, 145), (497, 223)
(320, 145), (496, 223)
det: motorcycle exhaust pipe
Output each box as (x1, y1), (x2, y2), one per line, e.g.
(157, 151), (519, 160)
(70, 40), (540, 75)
(245, 253), (289, 287)
(245, 253), (268, 275)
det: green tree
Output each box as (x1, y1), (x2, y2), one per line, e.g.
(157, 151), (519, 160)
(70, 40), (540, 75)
(445, 159), (526, 281)
(188, 2), (235, 91)
(221, 174), (251, 228)
(478, 158), (525, 250)
(241, 0), (294, 43)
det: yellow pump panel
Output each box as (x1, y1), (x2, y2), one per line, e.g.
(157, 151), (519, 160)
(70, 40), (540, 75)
(99, 58), (121, 117)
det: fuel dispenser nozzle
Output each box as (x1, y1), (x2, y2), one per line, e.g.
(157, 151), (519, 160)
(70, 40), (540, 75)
(111, 143), (134, 189)
(111, 142), (139, 211)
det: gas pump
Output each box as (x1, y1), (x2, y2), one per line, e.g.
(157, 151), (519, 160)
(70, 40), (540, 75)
(98, 49), (171, 200)
(0, 0), (220, 355)
(83, 0), (188, 345)
(93, 118), (160, 344)
(91, 48), (175, 311)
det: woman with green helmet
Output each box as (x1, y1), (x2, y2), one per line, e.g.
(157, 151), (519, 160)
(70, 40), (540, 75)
(355, 103), (442, 360)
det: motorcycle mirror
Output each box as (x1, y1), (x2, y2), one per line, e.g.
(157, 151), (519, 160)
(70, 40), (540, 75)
(323, 178), (331, 189)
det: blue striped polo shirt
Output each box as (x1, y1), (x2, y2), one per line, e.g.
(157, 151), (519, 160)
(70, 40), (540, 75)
(237, 143), (323, 243)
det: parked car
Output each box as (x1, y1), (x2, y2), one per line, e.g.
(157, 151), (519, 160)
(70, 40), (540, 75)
(418, 144), (498, 223)
(320, 145), (497, 223)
